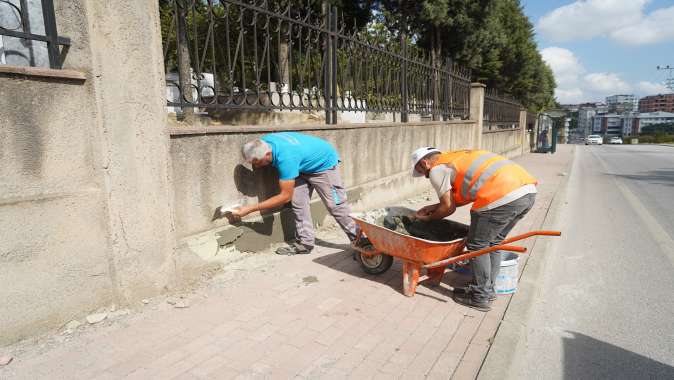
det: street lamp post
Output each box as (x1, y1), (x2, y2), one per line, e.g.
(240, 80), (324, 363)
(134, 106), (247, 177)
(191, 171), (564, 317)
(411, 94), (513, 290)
(656, 65), (674, 92)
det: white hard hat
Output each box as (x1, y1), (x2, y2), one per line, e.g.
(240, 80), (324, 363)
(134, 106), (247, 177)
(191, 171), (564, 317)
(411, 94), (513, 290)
(411, 147), (441, 177)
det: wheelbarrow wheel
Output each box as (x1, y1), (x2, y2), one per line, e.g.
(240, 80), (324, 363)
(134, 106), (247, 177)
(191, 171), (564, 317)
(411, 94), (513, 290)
(356, 252), (393, 275)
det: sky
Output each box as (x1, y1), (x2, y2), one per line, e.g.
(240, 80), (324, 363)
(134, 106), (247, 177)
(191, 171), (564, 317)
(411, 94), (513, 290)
(521, 0), (674, 104)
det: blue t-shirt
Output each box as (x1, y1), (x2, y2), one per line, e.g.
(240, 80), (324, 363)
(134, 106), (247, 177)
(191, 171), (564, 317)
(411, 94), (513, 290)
(261, 132), (339, 180)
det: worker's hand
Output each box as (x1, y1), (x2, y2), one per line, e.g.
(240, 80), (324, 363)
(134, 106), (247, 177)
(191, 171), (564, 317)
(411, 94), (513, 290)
(415, 213), (433, 222)
(416, 204), (437, 218)
(230, 205), (255, 218)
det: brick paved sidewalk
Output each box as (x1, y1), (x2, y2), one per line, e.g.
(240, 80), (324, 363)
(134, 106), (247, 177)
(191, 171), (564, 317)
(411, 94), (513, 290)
(0, 146), (574, 380)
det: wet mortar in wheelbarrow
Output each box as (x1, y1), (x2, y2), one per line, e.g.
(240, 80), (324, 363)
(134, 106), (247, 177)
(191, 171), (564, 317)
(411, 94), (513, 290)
(350, 207), (560, 297)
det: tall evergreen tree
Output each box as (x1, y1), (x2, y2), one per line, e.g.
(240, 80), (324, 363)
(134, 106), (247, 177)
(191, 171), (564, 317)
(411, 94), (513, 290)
(377, 0), (556, 111)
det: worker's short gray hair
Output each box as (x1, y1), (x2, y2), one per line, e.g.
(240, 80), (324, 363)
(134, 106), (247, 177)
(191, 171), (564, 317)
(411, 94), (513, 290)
(242, 139), (271, 162)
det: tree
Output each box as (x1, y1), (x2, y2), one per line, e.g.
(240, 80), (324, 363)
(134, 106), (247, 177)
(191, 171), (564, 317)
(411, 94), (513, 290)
(159, 0), (555, 112)
(376, 0), (556, 111)
(160, 0), (375, 94)
(641, 122), (674, 135)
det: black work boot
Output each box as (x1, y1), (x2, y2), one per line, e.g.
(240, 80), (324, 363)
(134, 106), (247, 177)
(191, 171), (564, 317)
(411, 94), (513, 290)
(452, 292), (492, 312)
(453, 287), (497, 302)
(275, 242), (313, 256)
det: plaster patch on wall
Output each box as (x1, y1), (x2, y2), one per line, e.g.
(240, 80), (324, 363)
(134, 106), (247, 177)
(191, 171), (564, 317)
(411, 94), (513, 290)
(216, 227), (244, 246)
(180, 232), (220, 261)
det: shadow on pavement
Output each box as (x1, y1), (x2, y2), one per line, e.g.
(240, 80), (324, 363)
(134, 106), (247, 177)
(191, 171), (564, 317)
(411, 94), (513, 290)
(562, 331), (674, 380)
(311, 249), (472, 301)
(612, 169), (674, 187)
(314, 238), (352, 251)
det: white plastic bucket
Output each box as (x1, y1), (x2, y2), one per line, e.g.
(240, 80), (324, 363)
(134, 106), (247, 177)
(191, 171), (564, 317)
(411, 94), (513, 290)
(495, 252), (519, 294)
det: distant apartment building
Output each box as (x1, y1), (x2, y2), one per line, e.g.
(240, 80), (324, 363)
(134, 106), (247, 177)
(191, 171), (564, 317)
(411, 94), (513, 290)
(606, 94), (637, 114)
(630, 111), (674, 135)
(561, 104), (579, 112)
(622, 113), (637, 136)
(578, 103), (598, 137)
(638, 94), (674, 113)
(592, 113), (628, 137)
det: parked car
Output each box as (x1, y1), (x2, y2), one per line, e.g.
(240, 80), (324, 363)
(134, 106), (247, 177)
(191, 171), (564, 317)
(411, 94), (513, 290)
(585, 135), (603, 145)
(609, 136), (623, 144)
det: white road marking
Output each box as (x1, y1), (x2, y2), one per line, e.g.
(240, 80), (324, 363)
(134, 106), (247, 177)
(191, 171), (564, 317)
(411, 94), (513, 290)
(592, 148), (674, 267)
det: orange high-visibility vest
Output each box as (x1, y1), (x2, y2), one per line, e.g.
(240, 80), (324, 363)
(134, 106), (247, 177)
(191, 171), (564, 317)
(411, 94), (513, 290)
(430, 150), (537, 210)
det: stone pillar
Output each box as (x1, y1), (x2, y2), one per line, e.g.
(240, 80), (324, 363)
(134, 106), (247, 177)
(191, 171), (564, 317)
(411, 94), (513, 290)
(519, 109), (528, 155)
(86, 0), (176, 301)
(470, 83), (486, 149)
(0, 0), (178, 345)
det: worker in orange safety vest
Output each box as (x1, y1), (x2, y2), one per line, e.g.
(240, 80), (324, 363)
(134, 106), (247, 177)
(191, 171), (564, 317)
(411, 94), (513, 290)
(411, 147), (537, 311)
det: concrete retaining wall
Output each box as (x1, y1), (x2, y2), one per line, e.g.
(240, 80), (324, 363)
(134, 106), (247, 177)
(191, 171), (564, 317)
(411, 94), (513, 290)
(482, 129), (523, 158)
(168, 121), (476, 283)
(0, 1), (174, 346)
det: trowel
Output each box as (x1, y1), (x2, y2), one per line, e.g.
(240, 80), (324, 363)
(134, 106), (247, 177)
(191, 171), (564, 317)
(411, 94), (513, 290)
(217, 203), (242, 215)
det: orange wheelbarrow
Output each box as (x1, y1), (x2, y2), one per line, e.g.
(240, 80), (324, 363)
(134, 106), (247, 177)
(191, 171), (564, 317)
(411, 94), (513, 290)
(350, 209), (561, 297)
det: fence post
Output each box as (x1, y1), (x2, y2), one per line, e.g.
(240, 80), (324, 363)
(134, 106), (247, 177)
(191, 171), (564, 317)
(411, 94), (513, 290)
(330, 6), (338, 124)
(470, 82), (486, 149)
(400, 33), (408, 123)
(431, 69), (438, 121)
(443, 58), (451, 121)
(519, 109), (528, 155)
(40, 0), (60, 69)
(323, 3), (333, 124)
(175, 0), (194, 121)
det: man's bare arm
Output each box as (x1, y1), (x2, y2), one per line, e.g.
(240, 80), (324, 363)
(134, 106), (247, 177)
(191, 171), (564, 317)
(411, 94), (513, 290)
(426, 192), (455, 220)
(232, 180), (295, 217)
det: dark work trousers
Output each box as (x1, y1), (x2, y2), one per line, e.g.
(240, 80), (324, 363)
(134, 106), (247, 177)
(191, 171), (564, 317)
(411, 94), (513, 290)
(466, 193), (536, 303)
(291, 166), (358, 248)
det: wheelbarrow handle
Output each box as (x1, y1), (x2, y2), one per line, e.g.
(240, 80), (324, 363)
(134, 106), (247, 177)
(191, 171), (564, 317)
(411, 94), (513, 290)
(424, 244), (527, 269)
(500, 230), (561, 245)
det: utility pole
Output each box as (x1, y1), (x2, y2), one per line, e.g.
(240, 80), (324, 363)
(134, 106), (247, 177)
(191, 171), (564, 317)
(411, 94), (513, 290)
(656, 65), (674, 91)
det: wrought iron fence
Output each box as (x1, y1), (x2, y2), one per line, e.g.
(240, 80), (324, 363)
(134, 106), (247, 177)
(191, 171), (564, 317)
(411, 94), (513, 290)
(483, 88), (522, 131)
(160, 0), (471, 123)
(0, 0), (70, 69)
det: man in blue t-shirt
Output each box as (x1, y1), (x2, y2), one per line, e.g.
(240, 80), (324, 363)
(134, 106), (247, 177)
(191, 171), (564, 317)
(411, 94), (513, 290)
(232, 132), (358, 255)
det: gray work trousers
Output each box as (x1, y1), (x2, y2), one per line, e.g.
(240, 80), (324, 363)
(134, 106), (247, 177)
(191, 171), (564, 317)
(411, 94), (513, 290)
(292, 166), (358, 248)
(466, 193), (536, 303)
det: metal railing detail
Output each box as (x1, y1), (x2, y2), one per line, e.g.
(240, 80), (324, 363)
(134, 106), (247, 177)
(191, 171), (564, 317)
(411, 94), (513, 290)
(483, 88), (521, 131)
(160, 0), (471, 123)
(0, 0), (70, 69)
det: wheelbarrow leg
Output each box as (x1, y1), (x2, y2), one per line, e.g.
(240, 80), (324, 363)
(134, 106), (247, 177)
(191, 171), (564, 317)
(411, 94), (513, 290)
(427, 267), (445, 286)
(402, 261), (421, 297)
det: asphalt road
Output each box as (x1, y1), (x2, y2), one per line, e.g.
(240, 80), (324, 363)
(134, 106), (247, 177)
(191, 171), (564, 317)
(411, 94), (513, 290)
(508, 144), (674, 380)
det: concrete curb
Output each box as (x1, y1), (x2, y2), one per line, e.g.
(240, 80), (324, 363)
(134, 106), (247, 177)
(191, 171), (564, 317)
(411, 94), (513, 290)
(477, 147), (576, 380)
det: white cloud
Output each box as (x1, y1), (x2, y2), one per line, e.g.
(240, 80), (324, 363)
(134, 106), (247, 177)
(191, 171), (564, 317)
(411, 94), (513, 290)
(537, 0), (674, 45)
(540, 47), (584, 85)
(584, 72), (631, 94)
(610, 6), (674, 45)
(541, 47), (587, 103)
(556, 88), (585, 103)
(540, 46), (660, 103)
(637, 81), (670, 94)
(537, 0), (646, 42)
